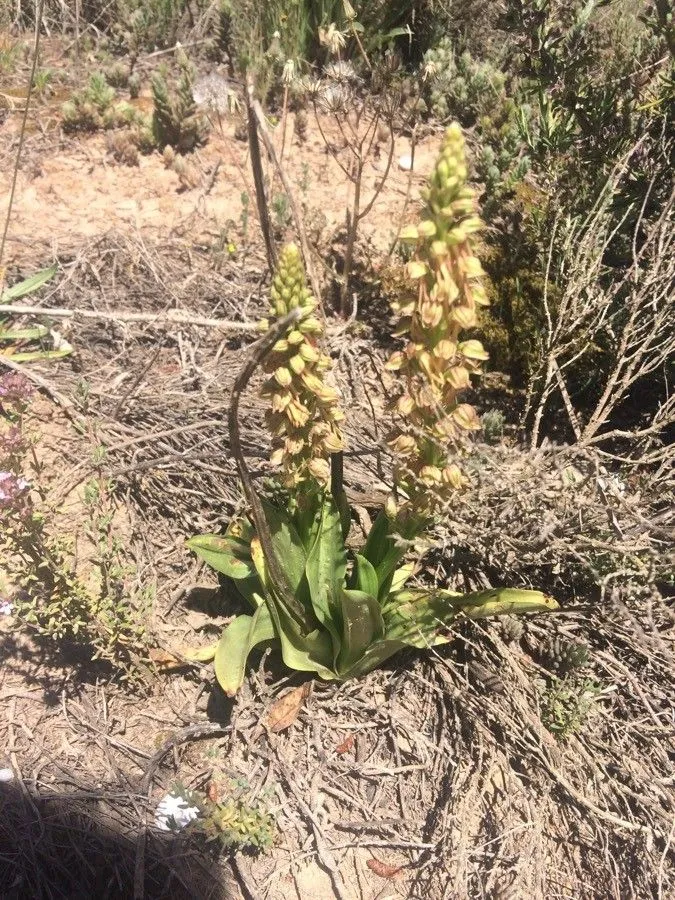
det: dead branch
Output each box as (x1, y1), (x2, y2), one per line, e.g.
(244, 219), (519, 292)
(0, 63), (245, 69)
(0, 303), (260, 331)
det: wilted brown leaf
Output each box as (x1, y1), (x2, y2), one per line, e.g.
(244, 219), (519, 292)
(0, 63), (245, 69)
(367, 857), (403, 879)
(336, 734), (355, 755)
(266, 682), (311, 733)
(148, 648), (185, 672)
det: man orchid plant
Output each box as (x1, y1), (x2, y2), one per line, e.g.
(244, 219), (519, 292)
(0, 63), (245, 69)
(187, 124), (557, 695)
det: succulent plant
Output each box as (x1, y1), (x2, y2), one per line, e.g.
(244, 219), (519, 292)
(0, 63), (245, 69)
(151, 51), (209, 152)
(546, 637), (590, 675)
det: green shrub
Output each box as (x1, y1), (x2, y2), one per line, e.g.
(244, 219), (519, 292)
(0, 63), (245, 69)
(151, 52), (209, 152)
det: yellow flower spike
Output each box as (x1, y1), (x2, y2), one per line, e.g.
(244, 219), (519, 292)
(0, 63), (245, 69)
(385, 122), (491, 519)
(260, 243), (345, 487)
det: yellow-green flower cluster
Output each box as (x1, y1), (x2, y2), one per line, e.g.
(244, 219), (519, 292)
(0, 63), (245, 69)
(260, 244), (344, 488)
(386, 123), (489, 517)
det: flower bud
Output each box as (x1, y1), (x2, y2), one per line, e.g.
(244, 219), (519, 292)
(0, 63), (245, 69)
(453, 403), (480, 430)
(308, 457), (331, 481)
(274, 367), (293, 387)
(459, 339), (489, 361)
(399, 224), (420, 243)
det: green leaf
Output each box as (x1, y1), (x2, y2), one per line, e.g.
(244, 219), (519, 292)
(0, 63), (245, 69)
(261, 499), (308, 595)
(1, 266), (56, 302)
(339, 637), (409, 680)
(390, 562), (415, 594)
(3, 348), (71, 362)
(337, 588), (384, 675)
(182, 643), (218, 663)
(264, 587), (336, 679)
(362, 511), (391, 570)
(214, 603), (276, 695)
(304, 498), (347, 660)
(443, 587), (559, 618)
(350, 553), (378, 597)
(186, 534), (254, 580)
(0, 326), (50, 342)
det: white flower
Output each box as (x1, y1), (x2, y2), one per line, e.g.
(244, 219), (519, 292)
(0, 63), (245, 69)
(0, 599), (13, 616)
(282, 59), (296, 85)
(154, 792), (200, 831)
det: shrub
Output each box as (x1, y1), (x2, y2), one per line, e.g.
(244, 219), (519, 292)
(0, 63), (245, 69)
(151, 51), (209, 152)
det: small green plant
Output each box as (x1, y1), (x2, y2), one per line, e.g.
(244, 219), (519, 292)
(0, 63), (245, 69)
(165, 780), (275, 851)
(1, 377), (147, 671)
(105, 61), (130, 89)
(271, 192), (291, 233)
(481, 409), (505, 445)
(0, 38), (20, 73)
(128, 72), (142, 99)
(187, 128), (556, 695)
(151, 50), (209, 152)
(32, 68), (54, 98)
(62, 72), (144, 133)
(540, 675), (603, 740)
(0, 267), (72, 363)
(422, 37), (531, 216)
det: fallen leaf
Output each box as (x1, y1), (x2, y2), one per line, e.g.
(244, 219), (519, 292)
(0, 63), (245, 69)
(336, 734), (354, 755)
(148, 648), (186, 672)
(266, 682), (311, 733)
(367, 857), (403, 879)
